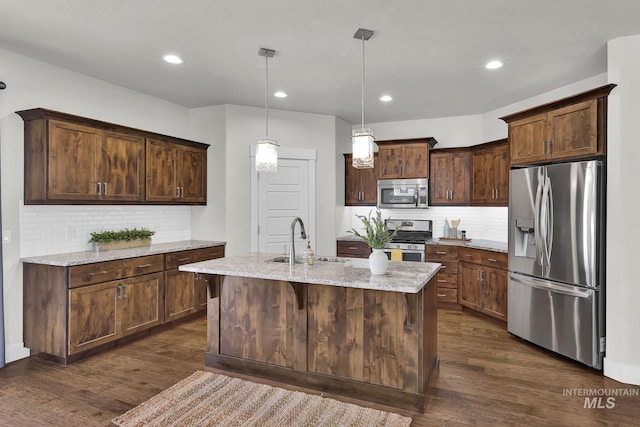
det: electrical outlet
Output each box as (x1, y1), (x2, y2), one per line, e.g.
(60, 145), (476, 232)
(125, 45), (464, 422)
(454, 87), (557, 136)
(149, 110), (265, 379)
(2, 230), (11, 243)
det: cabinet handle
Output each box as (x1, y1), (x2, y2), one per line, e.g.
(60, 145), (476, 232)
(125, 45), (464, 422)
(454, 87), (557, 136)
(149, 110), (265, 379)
(348, 246), (358, 250)
(435, 251), (447, 255)
(548, 140), (553, 155)
(487, 258), (497, 262)
(177, 257), (190, 262)
(89, 270), (108, 276)
(121, 284), (127, 299)
(176, 187), (180, 197)
(495, 188), (499, 199)
(136, 263), (153, 269)
(440, 265), (447, 269)
(437, 279), (447, 283)
(104, 182), (108, 196)
(437, 294), (446, 297)
(450, 190), (453, 200)
(97, 182), (102, 196)
(181, 187), (184, 198)
(492, 188), (495, 199)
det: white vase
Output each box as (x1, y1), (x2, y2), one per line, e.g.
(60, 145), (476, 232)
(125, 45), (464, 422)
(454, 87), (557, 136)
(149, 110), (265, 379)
(369, 248), (389, 275)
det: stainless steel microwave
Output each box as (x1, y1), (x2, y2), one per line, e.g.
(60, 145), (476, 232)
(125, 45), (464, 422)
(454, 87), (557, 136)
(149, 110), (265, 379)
(377, 178), (429, 209)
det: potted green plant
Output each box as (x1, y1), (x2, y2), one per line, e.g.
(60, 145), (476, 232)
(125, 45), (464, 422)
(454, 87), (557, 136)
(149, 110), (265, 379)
(89, 228), (155, 251)
(349, 209), (400, 275)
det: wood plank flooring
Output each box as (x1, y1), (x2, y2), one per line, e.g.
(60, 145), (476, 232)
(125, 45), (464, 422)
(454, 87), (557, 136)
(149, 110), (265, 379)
(1, 310), (638, 426)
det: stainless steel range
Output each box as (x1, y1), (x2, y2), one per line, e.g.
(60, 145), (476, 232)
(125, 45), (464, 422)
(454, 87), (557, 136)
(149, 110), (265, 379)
(384, 219), (432, 262)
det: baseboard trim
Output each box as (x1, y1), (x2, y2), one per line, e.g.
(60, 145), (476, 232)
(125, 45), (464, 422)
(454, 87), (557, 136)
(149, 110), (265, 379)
(5, 343), (31, 364)
(604, 357), (640, 386)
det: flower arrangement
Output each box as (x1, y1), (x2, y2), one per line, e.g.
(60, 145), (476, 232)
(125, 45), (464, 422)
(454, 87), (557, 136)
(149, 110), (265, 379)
(349, 209), (400, 249)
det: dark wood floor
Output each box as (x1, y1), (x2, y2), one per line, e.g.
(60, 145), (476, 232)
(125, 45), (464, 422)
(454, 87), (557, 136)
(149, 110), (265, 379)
(1, 310), (638, 426)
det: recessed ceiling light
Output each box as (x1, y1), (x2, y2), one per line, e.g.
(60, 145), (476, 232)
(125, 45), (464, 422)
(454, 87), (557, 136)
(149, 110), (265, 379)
(163, 54), (184, 64)
(380, 95), (393, 102)
(274, 91), (287, 98)
(485, 60), (503, 70)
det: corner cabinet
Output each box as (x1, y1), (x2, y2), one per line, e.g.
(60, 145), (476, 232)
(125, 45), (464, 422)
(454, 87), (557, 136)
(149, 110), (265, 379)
(377, 137), (438, 179)
(500, 84), (616, 166)
(471, 139), (509, 206)
(429, 149), (471, 205)
(344, 153), (378, 206)
(17, 108), (208, 205)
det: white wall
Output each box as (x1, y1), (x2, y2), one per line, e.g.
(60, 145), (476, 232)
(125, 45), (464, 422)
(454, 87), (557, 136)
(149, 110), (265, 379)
(189, 105), (227, 243)
(604, 35), (640, 385)
(0, 47), (195, 362)
(224, 105), (338, 257)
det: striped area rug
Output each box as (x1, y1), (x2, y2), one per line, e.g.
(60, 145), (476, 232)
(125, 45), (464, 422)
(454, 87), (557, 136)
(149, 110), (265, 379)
(112, 371), (412, 427)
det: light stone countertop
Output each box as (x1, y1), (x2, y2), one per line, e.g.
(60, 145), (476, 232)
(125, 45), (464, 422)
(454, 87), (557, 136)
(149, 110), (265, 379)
(179, 252), (441, 294)
(20, 240), (226, 266)
(426, 238), (508, 253)
(336, 235), (507, 253)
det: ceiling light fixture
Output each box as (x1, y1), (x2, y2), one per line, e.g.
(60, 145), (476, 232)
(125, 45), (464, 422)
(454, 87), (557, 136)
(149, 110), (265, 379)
(485, 60), (503, 70)
(274, 91), (288, 98)
(380, 95), (392, 102)
(163, 54), (184, 64)
(352, 28), (375, 169)
(255, 48), (279, 172)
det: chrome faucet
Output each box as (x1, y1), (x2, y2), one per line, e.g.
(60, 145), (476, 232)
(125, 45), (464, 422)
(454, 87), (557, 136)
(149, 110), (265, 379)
(289, 217), (307, 266)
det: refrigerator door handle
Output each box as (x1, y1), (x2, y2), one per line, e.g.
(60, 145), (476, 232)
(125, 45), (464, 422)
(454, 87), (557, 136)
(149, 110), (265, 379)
(510, 274), (592, 298)
(542, 171), (553, 274)
(534, 168), (544, 268)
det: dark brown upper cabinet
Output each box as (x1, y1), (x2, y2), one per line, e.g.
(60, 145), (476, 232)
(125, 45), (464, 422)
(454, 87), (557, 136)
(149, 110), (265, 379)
(471, 139), (509, 206)
(344, 153), (378, 206)
(429, 148), (471, 206)
(376, 137), (438, 179)
(17, 108), (208, 205)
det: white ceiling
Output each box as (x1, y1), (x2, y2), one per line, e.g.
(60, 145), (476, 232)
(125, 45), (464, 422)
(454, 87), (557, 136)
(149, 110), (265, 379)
(1, 0), (640, 124)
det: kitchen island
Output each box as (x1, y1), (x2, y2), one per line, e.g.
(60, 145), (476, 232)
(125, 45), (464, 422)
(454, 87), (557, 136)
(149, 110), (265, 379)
(180, 252), (441, 412)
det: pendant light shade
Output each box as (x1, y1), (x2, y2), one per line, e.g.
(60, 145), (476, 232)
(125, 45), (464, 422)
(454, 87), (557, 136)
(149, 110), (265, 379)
(256, 48), (279, 172)
(352, 28), (375, 169)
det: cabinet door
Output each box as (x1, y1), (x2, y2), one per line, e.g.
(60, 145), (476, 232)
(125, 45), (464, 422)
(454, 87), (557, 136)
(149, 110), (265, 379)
(100, 131), (145, 201)
(146, 139), (178, 201)
(179, 145), (207, 203)
(360, 154), (378, 204)
(402, 143), (429, 178)
(344, 154), (361, 205)
(429, 151), (450, 204)
(471, 150), (493, 204)
(378, 145), (403, 179)
(165, 270), (195, 322)
(509, 113), (547, 165)
(458, 263), (483, 311)
(48, 120), (100, 200)
(345, 153), (379, 206)
(493, 144), (510, 205)
(68, 281), (119, 354)
(482, 267), (508, 321)
(449, 152), (470, 204)
(548, 99), (598, 161)
(120, 272), (164, 335)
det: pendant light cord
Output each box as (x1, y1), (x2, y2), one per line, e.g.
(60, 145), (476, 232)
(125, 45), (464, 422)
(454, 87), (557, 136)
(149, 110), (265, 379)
(361, 34), (365, 129)
(265, 54), (269, 137)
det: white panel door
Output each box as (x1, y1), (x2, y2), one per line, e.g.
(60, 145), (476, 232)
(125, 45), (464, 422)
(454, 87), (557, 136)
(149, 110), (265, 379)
(258, 158), (310, 254)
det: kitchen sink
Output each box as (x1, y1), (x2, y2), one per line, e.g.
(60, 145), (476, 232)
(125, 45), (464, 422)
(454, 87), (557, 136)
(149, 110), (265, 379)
(265, 256), (346, 264)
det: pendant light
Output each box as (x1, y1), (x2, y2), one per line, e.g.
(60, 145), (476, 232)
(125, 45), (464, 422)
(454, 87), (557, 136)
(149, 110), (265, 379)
(352, 28), (375, 169)
(255, 47), (279, 172)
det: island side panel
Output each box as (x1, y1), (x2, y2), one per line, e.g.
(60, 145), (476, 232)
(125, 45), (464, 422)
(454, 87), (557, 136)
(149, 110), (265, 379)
(207, 275), (221, 354)
(219, 276), (306, 370)
(421, 277), (439, 393)
(307, 286), (364, 381)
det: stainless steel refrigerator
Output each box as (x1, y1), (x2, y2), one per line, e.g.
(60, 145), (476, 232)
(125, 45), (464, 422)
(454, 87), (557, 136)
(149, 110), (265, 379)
(508, 159), (605, 369)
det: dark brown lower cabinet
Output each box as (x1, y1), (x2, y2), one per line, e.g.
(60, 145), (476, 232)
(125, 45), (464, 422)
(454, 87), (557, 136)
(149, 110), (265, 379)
(207, 275), (439, 413)
(23, 245), (224, 363)
(458, 248), (508, 321)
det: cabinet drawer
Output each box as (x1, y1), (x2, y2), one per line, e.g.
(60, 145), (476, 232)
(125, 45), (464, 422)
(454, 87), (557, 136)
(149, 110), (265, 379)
(436, 287), (458, 302)
(434, 272), (457, 288)
(459, 247), (482, 264)
(337, 241), (371, 258)
(122, 254), (164, 277)
(69, 260), (123, 288)
(165, 249), (201, 269)
(195, 246), (225, 262)
(426, 245), (458, 260)
(436, 260), (458, 275)
(481, 251), (508, 270)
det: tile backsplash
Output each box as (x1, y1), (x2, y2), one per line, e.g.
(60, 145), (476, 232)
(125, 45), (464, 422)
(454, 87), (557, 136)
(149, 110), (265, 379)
(20, 204), (191, 256)
(349, 206), (508, 242)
